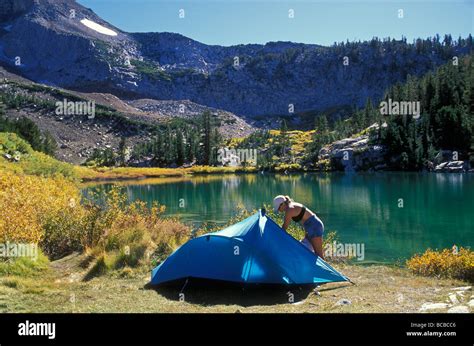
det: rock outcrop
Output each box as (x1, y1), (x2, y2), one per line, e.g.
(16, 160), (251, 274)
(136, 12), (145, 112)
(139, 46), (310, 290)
(318, 125), (387, 172)
(431, 150), (471, 172)
(434, 160), (470, 173)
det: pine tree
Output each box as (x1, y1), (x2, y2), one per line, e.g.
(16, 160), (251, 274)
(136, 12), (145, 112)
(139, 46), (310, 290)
(175, 130), (184, 166)
(201, 111), (212, 165)
(118, 137), (127, 166)
(41, 132), (57, 156)
(279, 119), (290, 158)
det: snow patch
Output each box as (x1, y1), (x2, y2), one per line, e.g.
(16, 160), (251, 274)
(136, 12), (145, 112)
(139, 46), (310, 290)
(80, 19), (117, 36)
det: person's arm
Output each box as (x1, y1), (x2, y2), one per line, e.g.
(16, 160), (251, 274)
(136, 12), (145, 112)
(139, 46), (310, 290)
(282, 211), (291, 230)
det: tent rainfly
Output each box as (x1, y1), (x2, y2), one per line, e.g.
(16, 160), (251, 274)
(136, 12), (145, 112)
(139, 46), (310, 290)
(151, 209), (349, 285)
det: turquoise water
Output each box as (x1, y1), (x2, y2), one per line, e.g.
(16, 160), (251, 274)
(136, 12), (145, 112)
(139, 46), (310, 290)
(83, 172), (473, 263)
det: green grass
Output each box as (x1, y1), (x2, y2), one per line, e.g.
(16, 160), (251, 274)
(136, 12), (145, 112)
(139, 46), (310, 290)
(0, 251), (49, 277)
(0, 132), (77, 178)
(131, 59), (172, 82)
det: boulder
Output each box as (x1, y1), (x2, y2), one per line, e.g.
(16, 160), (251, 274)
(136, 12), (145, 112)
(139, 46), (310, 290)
(448, 294), (459, 305)
(452, 286), (471, 291)
(419, 303), (449, 312)
(446, 161), (464, 167)
(434, 161), (469, 172)
(434, 162), (448, 170)
(335, 299), (352, 306)
(447, 305), (469, 313)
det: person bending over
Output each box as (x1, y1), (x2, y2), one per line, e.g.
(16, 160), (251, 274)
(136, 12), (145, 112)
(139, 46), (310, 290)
(273, 195), (325, 259)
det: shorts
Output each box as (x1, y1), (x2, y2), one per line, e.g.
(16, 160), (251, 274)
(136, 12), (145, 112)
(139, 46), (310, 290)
(304, 215), (324, 239)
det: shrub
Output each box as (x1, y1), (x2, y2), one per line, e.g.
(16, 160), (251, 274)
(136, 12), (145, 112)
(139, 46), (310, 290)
(274, 163), (302, 172)
(0, 132), (32, 155)
(81, 187), (190, 279)
(1, 135), (193, 278)
(0, 165), (192, 278)
(0, 171), (84, 246)
(130, 59), (172, 81)
(406, 247), (474, 282)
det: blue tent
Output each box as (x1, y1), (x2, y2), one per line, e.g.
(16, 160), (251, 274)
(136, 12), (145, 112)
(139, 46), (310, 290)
(151, 209), (349, 285)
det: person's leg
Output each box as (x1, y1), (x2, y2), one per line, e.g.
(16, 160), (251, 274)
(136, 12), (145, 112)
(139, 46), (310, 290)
(301, 235), (315, 253)
(310, 236), (324, 259)
(303, 215), (325, 258)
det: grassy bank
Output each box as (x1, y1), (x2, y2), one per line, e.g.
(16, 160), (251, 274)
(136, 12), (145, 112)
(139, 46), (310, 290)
(0, 253), (470, 313)
(77, 165), (258, 182)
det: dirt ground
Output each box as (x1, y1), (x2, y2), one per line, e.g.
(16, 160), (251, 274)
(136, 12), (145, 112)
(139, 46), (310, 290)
(0, 253), (471, 313)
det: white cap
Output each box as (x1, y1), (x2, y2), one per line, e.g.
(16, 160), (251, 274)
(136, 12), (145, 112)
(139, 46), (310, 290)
(273, 195), (286, 212)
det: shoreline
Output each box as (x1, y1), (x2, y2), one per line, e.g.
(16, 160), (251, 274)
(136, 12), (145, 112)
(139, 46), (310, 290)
(76, 165), (258, 182)
(77, 165), (474, 183)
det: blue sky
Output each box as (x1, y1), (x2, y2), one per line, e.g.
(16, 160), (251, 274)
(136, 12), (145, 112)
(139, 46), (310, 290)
(78, 0), (473, 46)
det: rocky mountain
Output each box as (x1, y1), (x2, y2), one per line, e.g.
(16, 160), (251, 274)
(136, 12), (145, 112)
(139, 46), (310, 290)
(0, 0), (472, 121)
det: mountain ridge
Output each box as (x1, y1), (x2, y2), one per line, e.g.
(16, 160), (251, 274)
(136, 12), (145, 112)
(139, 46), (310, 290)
(0, 0), (472, 119)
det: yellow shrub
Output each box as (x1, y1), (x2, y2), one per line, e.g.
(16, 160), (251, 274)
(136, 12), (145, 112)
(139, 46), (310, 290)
(81, 186), (191, 278)
(0, 171), (84, 245)
(315, 158), (332, 171)
(406, 247), (474, 282)
(275, 163), (302, 172)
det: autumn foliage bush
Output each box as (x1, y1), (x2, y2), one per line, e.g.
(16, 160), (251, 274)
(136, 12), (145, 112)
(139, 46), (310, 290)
(0, 170), (190, 268)
(406, 247), (474, 282)
(83, 187), (190, 275)
(1, 132), (191, 272)
(0, 171), (84, 247)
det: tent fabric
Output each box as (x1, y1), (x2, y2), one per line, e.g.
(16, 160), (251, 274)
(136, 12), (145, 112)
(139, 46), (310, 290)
(151, 209), (349, 285)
